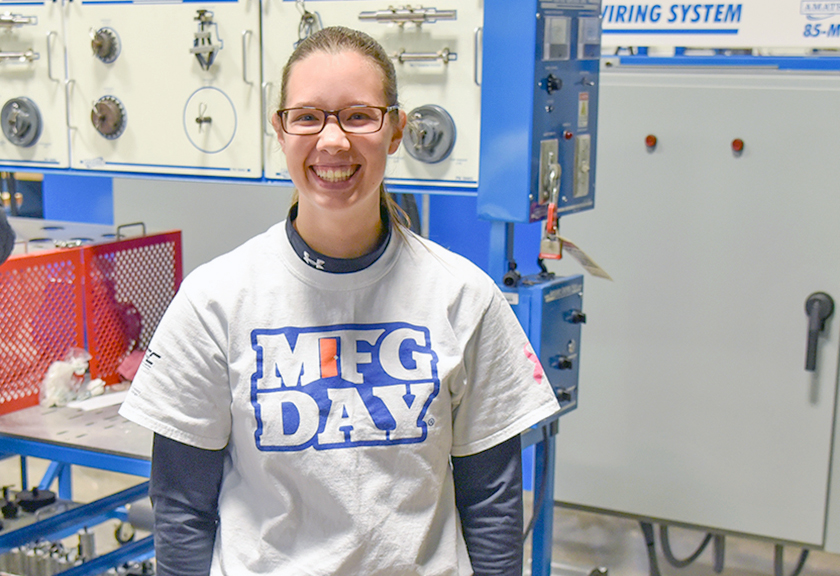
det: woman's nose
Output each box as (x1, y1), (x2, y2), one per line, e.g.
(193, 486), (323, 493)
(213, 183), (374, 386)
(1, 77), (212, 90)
(317, 117), (350, 151)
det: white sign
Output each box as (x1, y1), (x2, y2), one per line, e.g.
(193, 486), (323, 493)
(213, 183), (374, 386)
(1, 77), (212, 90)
(601, 1), (840, 48)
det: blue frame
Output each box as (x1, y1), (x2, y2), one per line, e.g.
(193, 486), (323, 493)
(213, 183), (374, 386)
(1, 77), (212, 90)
(613, 53), (840, 71)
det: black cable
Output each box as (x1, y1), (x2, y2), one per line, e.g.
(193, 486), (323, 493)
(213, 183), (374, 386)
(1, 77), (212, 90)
(713, 534), (725, 573)
(522, 426), (550, 541)
(391, 193), (422, 235)
(774, 545), (809, 576)
(659, 525), (713, 568)
(639, 521), (662, 576)
(401, 193), (422, 235)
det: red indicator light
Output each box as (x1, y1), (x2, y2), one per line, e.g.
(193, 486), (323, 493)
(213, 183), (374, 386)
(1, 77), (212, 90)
(732, 138), (744, 153)
(645, 134), (657, 149)
(563, 131), (574, 140)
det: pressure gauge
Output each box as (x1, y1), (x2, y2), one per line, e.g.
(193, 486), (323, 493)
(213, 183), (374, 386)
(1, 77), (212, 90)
(91, 95), (127, 139)
(91, 27), (120, 63)
(404, 105), (456, 164)
(1, 97), (42, 147)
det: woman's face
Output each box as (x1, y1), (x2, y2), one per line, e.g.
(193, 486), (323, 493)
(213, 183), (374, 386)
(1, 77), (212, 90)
(273, 50), (405, 217)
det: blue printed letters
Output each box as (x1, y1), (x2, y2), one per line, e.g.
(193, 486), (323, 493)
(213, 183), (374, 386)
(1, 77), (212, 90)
(251, 323), (439, 451)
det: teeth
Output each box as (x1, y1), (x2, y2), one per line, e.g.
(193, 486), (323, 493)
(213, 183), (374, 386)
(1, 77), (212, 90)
(313, 166), (356, 182)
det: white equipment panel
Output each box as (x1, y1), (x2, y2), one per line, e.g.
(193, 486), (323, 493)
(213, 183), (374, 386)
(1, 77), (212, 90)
(262, 0), (482, 189)
(0, 0), (68, 168)
(552, 68), (840, 548)
(65, 0), (262, 178)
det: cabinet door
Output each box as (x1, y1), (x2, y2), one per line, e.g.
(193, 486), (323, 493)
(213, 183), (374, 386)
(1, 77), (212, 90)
(0, 0), (68, 167)
(65, 0), (262, 178)
(553, 69), (840, 545)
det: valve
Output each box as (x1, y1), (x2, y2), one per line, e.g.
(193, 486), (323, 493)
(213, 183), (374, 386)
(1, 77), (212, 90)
(1, 97), (42, 147)
(91, 27), (120, 63)
(91, 95), (127, 139)
(405, 105), (456, 164)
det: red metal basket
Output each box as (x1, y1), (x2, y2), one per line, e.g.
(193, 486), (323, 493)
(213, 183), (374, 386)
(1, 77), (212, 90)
(0, 231), (182, 414)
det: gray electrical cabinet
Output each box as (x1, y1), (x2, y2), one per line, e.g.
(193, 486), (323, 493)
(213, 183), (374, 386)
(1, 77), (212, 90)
(552, 66), (840, 550)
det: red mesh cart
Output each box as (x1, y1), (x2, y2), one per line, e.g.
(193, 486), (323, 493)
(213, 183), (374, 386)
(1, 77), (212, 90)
(0, 231), (182, 414)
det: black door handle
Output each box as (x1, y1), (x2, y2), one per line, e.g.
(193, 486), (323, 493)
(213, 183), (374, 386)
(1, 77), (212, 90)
(805, 292), (834, 372)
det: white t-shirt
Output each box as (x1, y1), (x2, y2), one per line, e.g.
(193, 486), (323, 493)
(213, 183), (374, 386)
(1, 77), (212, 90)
(119, 222), (560, 576)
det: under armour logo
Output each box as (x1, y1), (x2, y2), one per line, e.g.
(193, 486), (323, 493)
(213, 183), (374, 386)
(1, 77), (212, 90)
(303, 251), (325, 270)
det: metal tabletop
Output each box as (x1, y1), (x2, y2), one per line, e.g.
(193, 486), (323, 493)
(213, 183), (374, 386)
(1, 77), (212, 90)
(0, 401), (151, 477)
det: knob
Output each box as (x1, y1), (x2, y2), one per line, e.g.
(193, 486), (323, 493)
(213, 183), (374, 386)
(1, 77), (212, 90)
(569, 310), (587, 324)
(550, 355), (573, 370)
(1, 97), (42, 147)
(91, 95), (127, 139)
(91, 27), (120, 63)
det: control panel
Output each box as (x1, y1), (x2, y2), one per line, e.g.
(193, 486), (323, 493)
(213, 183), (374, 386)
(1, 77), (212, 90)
(478, 0), (600, 224)
(505, 274), (585, 415)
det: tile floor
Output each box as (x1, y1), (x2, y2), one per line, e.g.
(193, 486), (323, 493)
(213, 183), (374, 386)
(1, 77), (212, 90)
(3, 456), (840, 576)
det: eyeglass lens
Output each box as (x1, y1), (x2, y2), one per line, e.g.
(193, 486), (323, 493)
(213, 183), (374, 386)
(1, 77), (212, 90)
(283, 107), (385, 134)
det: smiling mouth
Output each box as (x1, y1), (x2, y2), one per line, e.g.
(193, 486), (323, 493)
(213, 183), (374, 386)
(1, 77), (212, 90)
(312, 166), (359, 183)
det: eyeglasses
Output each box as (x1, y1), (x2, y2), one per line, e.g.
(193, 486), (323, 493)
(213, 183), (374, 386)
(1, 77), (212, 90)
(277, 105), (398, 135)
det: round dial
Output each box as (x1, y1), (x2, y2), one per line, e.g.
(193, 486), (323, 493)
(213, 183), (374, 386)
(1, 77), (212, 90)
(1, 97), (43, 147)
(91, 95), (127, 139)
(404, 104), (456, 164)
(91, 27), (120, 63)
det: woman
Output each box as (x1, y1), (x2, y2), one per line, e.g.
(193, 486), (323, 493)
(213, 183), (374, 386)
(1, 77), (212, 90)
(120, 26), (560, 576)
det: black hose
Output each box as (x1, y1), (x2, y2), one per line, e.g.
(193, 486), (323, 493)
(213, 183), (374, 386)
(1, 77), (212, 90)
(522, 426), (550, 541)
(659, 525), (713, 568)
(639, 522), (662, 576)
(774, 545), (809, 576)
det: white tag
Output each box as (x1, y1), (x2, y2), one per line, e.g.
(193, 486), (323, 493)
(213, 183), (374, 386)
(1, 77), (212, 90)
(560, 236), (613, 280)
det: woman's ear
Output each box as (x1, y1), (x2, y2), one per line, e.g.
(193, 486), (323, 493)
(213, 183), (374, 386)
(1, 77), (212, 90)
(271, 112), (285, 152)
(388, 109), (407, 155)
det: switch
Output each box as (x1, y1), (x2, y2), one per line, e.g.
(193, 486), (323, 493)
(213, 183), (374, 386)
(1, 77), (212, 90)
(541, 74), (562, 94)
(550, 355), (573, 370)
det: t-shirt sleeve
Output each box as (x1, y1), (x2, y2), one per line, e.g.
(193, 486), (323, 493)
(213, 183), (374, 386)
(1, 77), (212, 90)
(119, 278), (232, 450)
(450, 286), (561, 457)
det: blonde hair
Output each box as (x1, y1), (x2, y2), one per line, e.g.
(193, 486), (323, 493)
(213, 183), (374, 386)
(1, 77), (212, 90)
(280, 26), (410, 232)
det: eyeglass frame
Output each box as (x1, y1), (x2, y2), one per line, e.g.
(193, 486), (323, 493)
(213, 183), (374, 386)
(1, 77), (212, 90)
(276, 105), (399, 135)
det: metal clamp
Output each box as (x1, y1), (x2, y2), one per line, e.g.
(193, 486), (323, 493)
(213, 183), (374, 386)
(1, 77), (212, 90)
(359, 6), (456, 25)
(0, 49), (39, 63)
(392, 47), (457, 64)
(0, 13), (37, 28)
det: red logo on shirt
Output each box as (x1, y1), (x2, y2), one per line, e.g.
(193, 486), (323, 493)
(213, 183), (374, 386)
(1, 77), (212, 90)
(524, 345), (544, 385)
